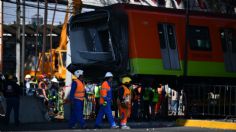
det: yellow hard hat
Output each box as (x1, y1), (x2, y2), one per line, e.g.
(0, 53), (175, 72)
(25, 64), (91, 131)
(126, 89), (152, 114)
(122, 77), (132, 84)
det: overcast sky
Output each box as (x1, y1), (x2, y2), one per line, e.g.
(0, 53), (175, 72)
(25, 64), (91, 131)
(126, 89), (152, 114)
(3, 1), (67, 25)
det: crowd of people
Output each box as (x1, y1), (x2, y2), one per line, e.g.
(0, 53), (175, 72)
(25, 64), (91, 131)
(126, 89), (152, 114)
(0, 70), (182, 129)
(68, 70), (182, 129)
(0, 73), (65, 125)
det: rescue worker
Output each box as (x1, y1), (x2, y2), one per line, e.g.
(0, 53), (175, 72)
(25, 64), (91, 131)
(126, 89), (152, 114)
(117, 77), (132, 129)
(38, 74), (49, 101)
(84, 81), (95, 119)
(24, 74), (32, 96)
(56, 82), (65, 119)
(37, 74), (49, 120)
(156, 84), (164, 115)
(94, 72), (119, 129)
(69, 70), (86, 129)
(170, 88), (179, 116)
(143, 85), (152, 121)
(94, 83), (100, 116)
(0, 74), (6, 117)
(132, 83), (143, 121)
(151, 86), (159, 120)
(3, 75), (21, 126)
(47, 77), (59, 118)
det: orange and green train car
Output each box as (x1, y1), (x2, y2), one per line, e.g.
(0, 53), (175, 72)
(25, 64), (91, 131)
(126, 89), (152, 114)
(68, 4), (236, 83)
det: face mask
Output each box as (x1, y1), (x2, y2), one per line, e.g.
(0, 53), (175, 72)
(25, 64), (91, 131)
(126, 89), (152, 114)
(125, 84), (131, 88)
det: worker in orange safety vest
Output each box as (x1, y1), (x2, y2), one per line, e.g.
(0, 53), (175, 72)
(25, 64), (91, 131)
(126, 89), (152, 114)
(68, 69), (86, 129)
(94, 72), (119, 129)
(117, 76), (132, 129)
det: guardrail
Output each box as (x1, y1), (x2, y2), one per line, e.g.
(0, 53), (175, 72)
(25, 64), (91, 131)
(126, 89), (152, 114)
(182, 84), (236, 118)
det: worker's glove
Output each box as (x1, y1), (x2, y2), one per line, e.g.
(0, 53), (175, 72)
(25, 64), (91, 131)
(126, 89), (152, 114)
(103, 101), (107, 106)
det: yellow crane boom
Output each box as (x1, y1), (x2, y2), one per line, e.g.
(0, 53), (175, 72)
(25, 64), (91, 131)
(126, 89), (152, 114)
(25, 0), (83, 79)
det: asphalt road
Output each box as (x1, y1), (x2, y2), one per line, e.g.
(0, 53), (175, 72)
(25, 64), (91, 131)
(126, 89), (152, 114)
(1, 121), (235, 132)
(57, 127), (236, 132)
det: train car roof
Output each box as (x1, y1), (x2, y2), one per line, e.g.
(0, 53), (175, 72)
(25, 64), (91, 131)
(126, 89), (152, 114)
(71, 3), (236, 24)
(97, 3), (236, 20)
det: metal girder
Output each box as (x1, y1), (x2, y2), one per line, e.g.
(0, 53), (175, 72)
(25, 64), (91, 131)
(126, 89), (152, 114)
(3, 24), (62, 36)
(2, 0), (101, 11)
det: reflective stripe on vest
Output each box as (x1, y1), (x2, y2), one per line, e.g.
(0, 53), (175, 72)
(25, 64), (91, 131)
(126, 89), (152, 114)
(74, 79), (85, 100)
(100, 81), (110, 104)
(94, 86), (100, 98)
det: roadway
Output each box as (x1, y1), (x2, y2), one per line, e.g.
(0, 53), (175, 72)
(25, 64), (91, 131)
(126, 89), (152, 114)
(1, 121), (235, 131)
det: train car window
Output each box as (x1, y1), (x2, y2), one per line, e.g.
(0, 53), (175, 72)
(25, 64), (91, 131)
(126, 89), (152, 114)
(220, 29), (236, 53)
(220, 30), (227, 52)
(98, 29), (110, 52)
(189, 26), (211, 51)
(158, 24), (166, 49)
(167, 25), (176, 49)
(158, 24), (177, 49)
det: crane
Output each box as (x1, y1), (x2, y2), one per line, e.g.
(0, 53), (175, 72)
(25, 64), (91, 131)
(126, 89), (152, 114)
(25, 0), (82, 80)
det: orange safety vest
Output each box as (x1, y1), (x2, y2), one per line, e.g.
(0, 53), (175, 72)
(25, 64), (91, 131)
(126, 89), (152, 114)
(99, 81), (110, 105)
(122, 85), (131, 104)
(74, 79), (85, 101)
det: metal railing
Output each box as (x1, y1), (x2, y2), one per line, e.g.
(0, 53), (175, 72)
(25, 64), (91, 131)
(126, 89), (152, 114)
(182, 84), (236, 118)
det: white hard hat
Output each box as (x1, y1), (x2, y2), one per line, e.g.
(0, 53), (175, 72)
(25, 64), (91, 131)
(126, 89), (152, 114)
(105, 72), (113, 78)
(51, 77), (58, 83)
(1, 74), (5, 80)
(25, 74), (31, 79)
(74, 70), (84, 78)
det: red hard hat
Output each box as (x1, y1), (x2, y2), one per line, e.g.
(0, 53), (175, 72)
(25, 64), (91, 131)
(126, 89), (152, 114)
(39, 74), (46, 79)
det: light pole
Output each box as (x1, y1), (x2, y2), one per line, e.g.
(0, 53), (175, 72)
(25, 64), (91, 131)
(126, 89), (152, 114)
(183, 0), (189, 117)
(16, 0), (21, 84)
(183, 0), (189, 77)
(21, 0), (26, 84)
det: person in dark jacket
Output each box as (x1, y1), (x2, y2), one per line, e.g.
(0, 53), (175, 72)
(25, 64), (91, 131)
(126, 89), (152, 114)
(132, 83), (143, 121)
(3, 75), (21, 126)
(0, 74), (6, 117)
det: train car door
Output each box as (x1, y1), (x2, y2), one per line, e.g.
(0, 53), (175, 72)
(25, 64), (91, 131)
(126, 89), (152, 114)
(220, 29), (236, 72)
(158, 23), (180, 70)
